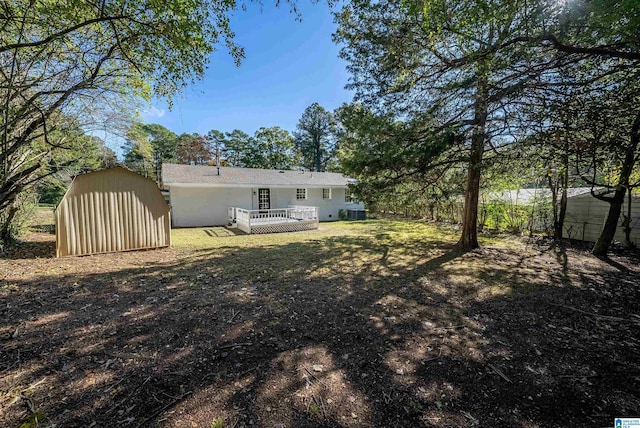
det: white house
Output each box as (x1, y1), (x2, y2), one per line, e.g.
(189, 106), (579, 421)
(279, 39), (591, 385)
(162, 163), (365, 229)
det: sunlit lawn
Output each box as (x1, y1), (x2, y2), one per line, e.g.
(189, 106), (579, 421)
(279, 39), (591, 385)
(170, 219), (511, 250)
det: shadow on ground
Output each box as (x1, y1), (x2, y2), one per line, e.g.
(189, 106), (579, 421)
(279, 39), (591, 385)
(1, 227), (639, 427)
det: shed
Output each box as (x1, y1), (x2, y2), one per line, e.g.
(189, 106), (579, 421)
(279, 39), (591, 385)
(55, 167), (171, 257)
(563, 188), (640, 246)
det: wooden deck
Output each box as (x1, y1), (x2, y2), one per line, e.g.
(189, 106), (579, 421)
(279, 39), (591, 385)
(228, 206), (319, 234)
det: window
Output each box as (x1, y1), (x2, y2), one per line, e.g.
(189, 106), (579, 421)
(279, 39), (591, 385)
(345, 187), (359, 204)
(296, 188), (307, 200)
(322, 188), (331, 199)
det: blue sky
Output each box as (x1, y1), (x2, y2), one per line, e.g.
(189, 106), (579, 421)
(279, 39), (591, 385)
(141, 2), (353, 137)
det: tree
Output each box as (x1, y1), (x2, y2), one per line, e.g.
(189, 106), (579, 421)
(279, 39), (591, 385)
(176, 133), (212, 166)
(512, 0), (640, 62)
(122, 125), (154, 177)
(570, 83), (640, 256)
(335, 0), (542, 249)
(142, 124), (179, 178)
(222, 129), (253, 167)
(336, 102), (468, 223)
(122, 122), (179, 179)
(207, 130), (227, 166)
(336, 0), (640, 254)
(0, 0), (260, 239)
(294, 103), (337, 171)
(526, 0), (640, 254)
(252, 127), (297, 169)
(38, 135), (116, 205)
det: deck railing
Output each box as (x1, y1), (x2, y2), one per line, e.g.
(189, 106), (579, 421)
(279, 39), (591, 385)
(230, 206), (319, 234)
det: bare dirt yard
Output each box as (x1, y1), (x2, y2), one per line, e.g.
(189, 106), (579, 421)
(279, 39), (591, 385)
(1, 218), (639, 427)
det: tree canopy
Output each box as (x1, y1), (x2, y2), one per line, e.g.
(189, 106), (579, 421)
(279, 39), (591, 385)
(0, 0), (262, 239)
(294, 103), (337, 172)
(334, 0), (640, 254)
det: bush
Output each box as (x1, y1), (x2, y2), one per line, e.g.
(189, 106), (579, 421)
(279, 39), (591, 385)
(0, 191), (39, 242)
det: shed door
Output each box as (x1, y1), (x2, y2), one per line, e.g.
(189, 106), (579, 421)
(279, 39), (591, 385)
(258, 188), (271, 210)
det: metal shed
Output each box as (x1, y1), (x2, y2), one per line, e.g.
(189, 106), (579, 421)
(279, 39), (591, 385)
(563, 190), (640, 246)
(55, 167), (171, 257)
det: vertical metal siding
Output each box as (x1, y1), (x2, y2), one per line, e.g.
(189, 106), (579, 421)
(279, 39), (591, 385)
(563, 194), (640, 245)
(55, 167), (171, 257)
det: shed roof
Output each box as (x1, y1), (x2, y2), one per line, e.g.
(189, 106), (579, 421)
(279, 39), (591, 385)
(483, 187), (618, 204)
(162, 163), (356, 187)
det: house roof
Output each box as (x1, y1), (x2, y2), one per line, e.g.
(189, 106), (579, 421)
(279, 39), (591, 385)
(484, 187), (617, 204)
(162, 163), (356, 188)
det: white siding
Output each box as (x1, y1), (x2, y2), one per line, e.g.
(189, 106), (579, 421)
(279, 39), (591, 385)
(169, 186), (252, 227)
(563, 194), (640, 245)
(169, 185), (366, 227)
(283, 187), (365, 221)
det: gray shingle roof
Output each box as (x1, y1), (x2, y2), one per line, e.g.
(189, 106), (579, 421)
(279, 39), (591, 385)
(162, 163), (355, 187)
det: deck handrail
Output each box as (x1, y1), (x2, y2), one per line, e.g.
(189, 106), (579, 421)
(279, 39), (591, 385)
(232, 206), (319, 234)
(234, 206), (317, 227)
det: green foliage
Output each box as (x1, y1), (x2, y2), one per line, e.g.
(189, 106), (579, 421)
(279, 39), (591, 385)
(308, 403), (319, 416)
(210, 418), (225, 428)
(336, 103), (463, 216)
(123, 125), (155, 177)
(204, 127), (297, 170)
(294, 103), (337, 171)
(1, 0), (281, 239)
(19, 411), (47, 428)
(37, 179), (67, 206)
(208, 130), (227, 166)
(334, 0), (640, 252)
(0, 189), (38, 242)
(534, 0), (640, 60)
(334, 0), (542, 247)
(122, 122), (179, 178)
(34, 119), (117, 206)
(220, 129), (253, 167)
(250, 127), (297, 169)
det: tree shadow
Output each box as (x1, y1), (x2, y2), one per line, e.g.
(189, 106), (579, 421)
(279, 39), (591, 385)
(1, 227), (639, 427)
(1, 234), (56, 259)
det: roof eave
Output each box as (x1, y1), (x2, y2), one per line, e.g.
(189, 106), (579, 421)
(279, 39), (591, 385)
(164, 182), (350, 189)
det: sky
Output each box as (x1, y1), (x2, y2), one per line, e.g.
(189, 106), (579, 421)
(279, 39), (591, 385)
(140, 2), (353, 138)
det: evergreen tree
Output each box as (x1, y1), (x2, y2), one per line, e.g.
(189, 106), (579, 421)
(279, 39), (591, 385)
(294, 103), (337, 171)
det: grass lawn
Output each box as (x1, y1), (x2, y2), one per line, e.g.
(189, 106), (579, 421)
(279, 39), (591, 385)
(1, 219), (639, 427)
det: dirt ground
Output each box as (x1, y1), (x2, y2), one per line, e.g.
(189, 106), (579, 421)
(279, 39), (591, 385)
(1, 220), (639, 428)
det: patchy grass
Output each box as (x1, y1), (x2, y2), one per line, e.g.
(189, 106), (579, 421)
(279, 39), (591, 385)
(30, 206), (56, 232)
(1, 219), (639, 427)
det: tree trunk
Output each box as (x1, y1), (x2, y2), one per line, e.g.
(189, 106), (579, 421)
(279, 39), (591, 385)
(623, 190), (635, 248)
(557, 184), (568, 238)
(557, 150), (569, 238)
(548, 173), (559, 237)
(592, 188), (625, 256)
(0, 204), (18, 243)
(550, 138), (570, 239)
(457, 71), (489, 250)
(315, 137), (322, 172)
(592, 112), (640, 256)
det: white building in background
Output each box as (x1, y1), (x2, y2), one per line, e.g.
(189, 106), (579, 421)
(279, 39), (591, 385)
(161, 163), (364, 228)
